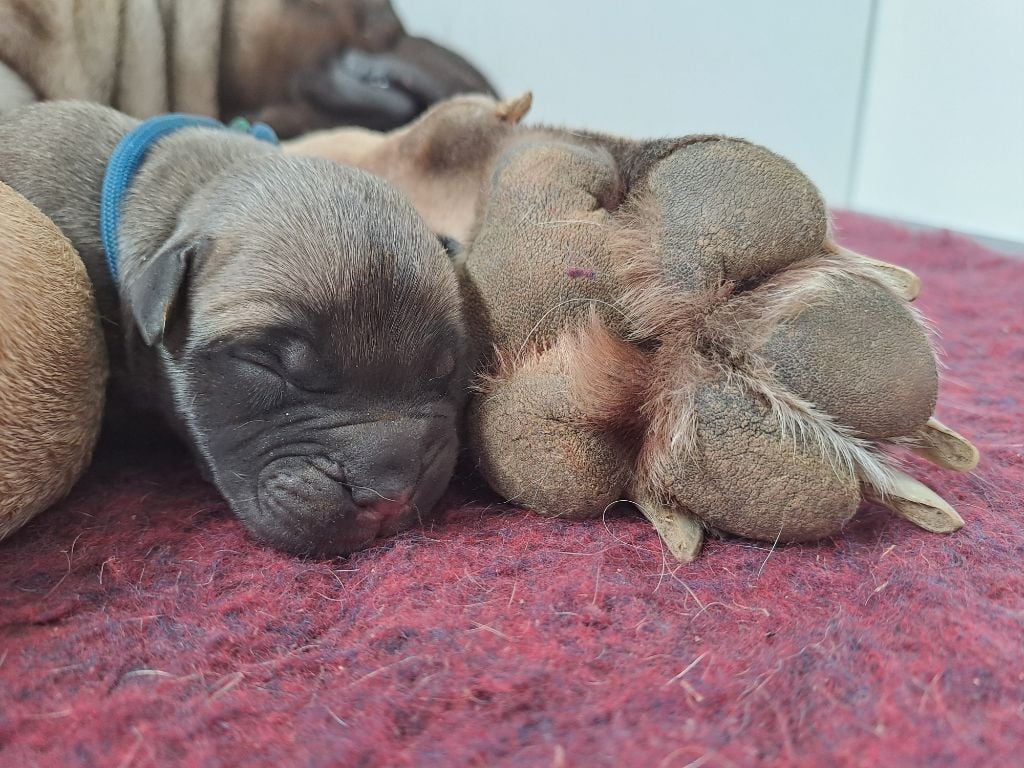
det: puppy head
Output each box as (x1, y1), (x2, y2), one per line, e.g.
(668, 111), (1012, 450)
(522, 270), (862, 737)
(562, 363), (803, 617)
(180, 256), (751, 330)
(222, 1), (495, 138)
(122, 155), (468, 555)
(221, 0), (405, 118)
(284, 36), (498, 136)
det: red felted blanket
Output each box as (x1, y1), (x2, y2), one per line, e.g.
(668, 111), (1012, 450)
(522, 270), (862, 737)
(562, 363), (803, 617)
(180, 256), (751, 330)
(2, 212), (1022, 767)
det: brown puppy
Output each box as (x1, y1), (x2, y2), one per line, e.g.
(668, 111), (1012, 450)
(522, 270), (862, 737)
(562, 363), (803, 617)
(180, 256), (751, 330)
(0, 0), (494, 137)
(0, 181), (107, 541)
(286, 94), (533, 244)
(0, 101), (469, 555)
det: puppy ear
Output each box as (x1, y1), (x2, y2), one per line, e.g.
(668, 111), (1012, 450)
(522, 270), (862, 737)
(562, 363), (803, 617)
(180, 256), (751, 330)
(495, 92), (532, 124)
(125, 240), (200, 346)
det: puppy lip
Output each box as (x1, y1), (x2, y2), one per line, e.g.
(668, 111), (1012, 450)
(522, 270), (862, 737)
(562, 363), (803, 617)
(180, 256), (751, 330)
(242, 493), (377, 557)
(355, 495), (416, 540)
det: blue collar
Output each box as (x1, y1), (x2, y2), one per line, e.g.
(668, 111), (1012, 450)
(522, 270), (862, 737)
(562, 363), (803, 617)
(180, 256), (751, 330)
(99, 114), (279, 283)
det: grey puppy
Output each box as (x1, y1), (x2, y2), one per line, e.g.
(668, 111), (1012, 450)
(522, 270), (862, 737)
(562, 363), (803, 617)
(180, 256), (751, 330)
(0, 101), (469, 554)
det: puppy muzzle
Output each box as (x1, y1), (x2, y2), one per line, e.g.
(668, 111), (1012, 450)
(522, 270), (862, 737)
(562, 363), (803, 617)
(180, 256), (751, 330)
(249, 420), (456, 555)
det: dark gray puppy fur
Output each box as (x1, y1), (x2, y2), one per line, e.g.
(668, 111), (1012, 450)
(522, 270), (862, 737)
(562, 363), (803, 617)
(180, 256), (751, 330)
(0, 101), (468, 555)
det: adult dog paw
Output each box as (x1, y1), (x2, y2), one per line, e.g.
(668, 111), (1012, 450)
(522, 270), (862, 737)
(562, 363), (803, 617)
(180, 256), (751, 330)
(287, 94), (979, 560)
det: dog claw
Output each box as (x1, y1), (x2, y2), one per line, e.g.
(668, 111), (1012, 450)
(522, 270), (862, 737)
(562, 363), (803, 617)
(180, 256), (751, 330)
(833, 246), (922, 301)
(632, 497), (704, 562)
(866, 470), (965, 533)
(909, 417), (980, 472)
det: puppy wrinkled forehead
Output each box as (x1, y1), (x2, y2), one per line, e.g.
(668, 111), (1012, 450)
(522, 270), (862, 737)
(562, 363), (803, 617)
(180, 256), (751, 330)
(198, 155), (433, 256)
(186, 155), (461, 341)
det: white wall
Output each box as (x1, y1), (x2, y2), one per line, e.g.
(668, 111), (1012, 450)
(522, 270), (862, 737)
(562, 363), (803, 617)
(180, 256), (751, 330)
(394, 0), (1024, 243)
(395, 0), (872, 206)
(852, 0), (1024, 243)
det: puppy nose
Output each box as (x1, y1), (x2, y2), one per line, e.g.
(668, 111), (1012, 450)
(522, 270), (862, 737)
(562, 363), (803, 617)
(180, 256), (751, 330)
(341, 418), (435, 505)
(348, 484), (411, 507)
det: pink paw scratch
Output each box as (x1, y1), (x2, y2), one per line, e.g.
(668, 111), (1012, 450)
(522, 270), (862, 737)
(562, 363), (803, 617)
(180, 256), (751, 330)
(566, 267), (595, 280)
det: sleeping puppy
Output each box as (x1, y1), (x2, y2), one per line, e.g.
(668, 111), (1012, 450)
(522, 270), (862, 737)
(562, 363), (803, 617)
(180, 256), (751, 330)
(0, 0), (495, 138)
(0, 101), (469, 555)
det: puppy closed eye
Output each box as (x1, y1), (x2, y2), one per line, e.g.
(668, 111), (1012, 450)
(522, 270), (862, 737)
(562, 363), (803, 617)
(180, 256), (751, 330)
(231, 346), (287, 379)
(223, 346), (291, 411)
(228, 341), (333, 395)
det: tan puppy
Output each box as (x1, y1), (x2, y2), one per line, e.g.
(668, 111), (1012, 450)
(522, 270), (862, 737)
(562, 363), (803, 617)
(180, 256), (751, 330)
(0, 181), (107, 541)
(286, 94), (533, 243)
(0, 0), (494, 137)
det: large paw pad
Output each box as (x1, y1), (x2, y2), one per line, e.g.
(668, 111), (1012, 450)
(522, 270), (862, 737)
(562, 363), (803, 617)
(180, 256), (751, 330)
(464, 132), (977, 560)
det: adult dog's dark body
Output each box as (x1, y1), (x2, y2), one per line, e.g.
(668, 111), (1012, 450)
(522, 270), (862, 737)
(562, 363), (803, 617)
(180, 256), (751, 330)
(0, 0), (495, 137)
(0, 101), (469, 554)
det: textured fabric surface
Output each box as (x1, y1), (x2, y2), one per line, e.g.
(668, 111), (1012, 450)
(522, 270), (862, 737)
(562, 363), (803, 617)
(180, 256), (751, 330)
(1, 212), (1022, 767)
